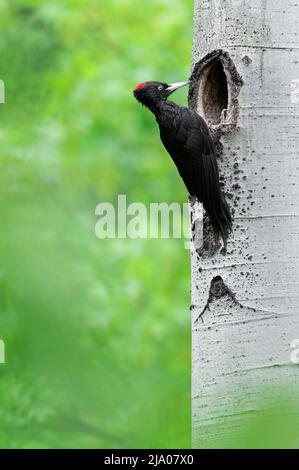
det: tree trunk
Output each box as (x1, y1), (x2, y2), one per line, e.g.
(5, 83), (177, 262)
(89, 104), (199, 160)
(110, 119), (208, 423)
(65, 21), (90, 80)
(189, 0), (299, 448)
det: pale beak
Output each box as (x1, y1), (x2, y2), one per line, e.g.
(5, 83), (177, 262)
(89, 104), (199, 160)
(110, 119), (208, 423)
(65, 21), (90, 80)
(165, 81), (189, 94)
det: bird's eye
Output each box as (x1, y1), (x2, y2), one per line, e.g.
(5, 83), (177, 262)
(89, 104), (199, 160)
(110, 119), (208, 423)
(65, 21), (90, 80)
(157, 85), (164, 91)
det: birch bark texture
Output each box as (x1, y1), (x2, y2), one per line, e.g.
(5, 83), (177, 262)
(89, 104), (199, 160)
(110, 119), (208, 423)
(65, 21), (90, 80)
(189, 0), (299, 447)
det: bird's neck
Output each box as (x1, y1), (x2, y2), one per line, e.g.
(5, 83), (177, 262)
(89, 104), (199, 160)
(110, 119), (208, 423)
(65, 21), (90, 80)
(148, 100), (174, 120)
(146, 99), (165, 115)
(152, 100), (177, 125)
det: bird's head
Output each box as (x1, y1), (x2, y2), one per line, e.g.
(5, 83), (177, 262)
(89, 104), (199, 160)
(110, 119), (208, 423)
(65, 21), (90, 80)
(133, 81), (189, 110)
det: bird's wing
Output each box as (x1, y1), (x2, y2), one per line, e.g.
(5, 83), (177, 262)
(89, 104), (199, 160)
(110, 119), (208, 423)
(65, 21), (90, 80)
(159, 106), (232, 247)
(162, 109), (220, 205)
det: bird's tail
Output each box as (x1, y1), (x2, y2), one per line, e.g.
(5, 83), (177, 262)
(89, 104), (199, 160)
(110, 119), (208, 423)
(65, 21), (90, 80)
(208, 192), (232, 251)
(200, 150), (232, 251)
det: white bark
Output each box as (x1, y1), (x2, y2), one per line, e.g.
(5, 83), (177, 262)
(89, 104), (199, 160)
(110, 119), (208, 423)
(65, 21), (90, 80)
(190, 0), (299, 447)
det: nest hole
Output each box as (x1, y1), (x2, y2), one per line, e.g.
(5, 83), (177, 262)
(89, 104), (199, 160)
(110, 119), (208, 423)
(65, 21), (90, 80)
(188, 50), (243, 134)
(202, 59), (228, 126)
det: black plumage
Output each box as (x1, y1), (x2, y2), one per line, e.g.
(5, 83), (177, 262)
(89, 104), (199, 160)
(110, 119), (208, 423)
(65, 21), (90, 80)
(133, 80), (232, 249)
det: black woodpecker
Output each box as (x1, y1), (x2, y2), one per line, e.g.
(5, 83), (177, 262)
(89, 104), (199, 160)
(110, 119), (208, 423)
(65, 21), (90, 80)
(133, 80), (232, 250)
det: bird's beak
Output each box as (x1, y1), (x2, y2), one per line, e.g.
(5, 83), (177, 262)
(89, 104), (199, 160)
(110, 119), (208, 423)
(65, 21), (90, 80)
(165, 81), (189, 94)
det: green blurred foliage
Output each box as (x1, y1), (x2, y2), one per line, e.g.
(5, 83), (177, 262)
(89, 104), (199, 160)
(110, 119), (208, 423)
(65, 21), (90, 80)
(0, 0), (193, 448)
